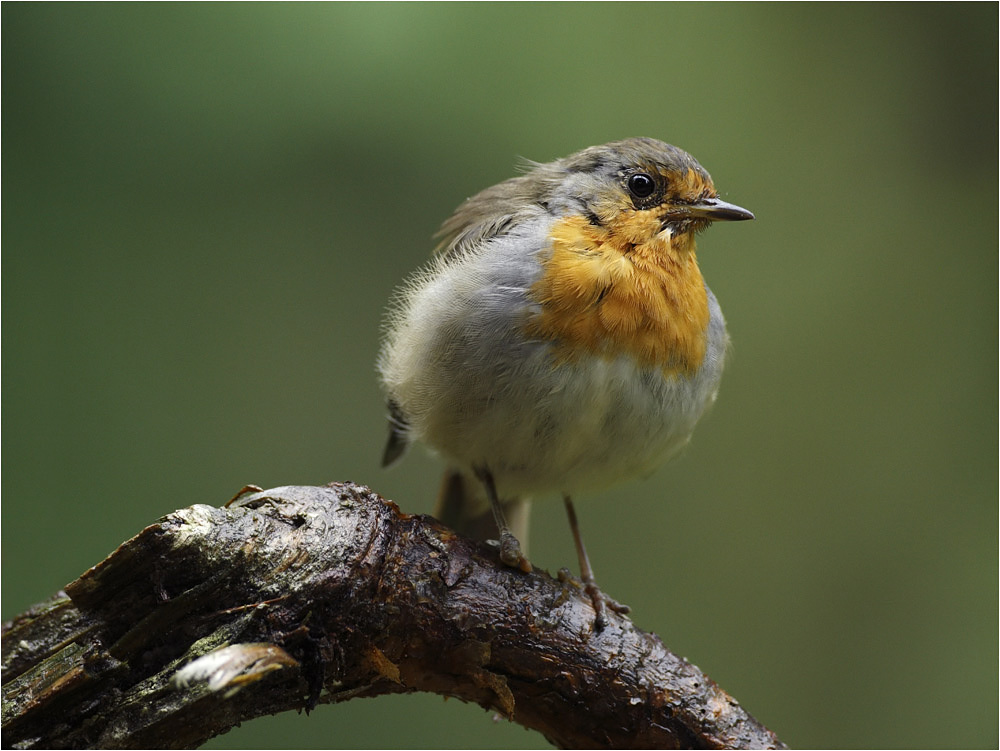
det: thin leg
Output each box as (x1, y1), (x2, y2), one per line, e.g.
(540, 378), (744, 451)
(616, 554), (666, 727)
(474, 466), (531, 573)
(563, 495), (630, 629)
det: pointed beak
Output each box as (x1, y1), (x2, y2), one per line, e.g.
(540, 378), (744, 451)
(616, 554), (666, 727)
(685, 197), (755, 222)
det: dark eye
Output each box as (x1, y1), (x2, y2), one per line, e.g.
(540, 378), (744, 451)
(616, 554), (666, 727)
(627, 172), (656, 199)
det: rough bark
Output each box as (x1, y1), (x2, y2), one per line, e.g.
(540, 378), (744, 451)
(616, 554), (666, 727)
(1, 483), (785, 749)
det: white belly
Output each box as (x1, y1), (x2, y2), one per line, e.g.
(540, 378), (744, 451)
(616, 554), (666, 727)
(378, 234), (727, 498)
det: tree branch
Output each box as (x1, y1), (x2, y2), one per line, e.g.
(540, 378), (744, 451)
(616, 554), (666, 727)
(1, 483), (785, 749)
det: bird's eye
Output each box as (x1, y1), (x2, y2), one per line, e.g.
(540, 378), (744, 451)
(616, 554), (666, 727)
(627, 172), (656, 199)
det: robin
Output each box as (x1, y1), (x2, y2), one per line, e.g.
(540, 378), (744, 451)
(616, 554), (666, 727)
(378, 137), (753, 628)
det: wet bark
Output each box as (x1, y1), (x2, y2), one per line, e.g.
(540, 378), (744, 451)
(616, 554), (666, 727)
(1, 483), (785, 749)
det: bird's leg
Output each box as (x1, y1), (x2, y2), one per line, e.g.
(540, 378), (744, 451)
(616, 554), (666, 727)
(474, 466), (532, 573)
(563, 495), (630, 629)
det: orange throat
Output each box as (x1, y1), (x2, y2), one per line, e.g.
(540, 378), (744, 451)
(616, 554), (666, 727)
(526, 213), (710, 374)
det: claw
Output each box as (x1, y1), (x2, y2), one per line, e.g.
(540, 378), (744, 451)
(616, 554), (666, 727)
(499, 532), (532, 573)
(584, 581), (630, 630)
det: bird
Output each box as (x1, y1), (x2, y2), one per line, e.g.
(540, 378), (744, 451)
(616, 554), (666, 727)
(378, 137), (753, 628)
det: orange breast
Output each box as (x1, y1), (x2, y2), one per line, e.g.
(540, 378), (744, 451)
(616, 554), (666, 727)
(525, 214), (710, 375)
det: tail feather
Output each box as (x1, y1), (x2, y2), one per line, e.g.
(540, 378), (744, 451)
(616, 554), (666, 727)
(381, 399), (410, 467)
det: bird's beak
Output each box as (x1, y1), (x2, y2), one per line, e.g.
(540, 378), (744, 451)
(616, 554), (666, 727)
(684, 197), (755, 222)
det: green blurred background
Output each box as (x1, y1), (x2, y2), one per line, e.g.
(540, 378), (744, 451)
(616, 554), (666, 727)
(3, 3), (996, 748)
